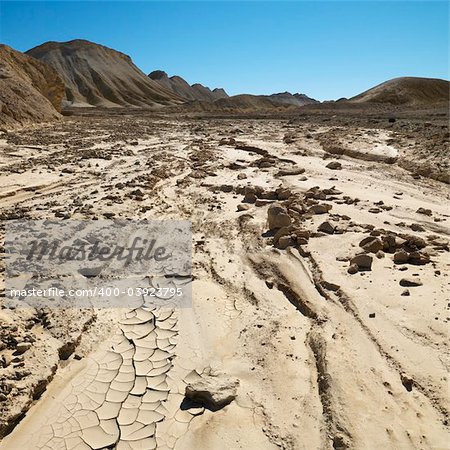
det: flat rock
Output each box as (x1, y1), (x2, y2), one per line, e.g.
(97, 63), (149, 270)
(400, 277), (423, 287)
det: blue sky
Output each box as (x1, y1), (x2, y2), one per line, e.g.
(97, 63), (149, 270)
(0, 1), (448, 100)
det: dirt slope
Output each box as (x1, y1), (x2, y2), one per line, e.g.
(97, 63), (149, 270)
(26, 40), (185, 108)
(149, 70), (229, 102)
(349, 77), (450, 106)
(0, 44), (64, 129)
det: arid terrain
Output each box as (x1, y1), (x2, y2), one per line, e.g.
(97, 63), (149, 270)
(0, 107), (448, 449)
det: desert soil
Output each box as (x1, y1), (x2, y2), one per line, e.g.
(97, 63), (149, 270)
(0, 112), (448, 450)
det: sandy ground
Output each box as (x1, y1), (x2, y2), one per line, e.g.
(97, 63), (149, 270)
(0, 114), (448, 450)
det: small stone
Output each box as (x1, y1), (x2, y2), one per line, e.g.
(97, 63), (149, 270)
(375, 250), (385, 259)
(347, 264), (359, 275)
(416, 207), (432, 216)
(350, 254), (373, 271)
(369, 313), (376, 318)
(237, 204), (250, 212)
(399, 277), (422, 287)
(15, 342), (31, 355)
(237, 173), (247, 180)
(220, 184), (233, 193)
(267, 204), (291, 230)
(276, 236), (294, 250)
(393, 250), (409, 264)
(359, 236), (383, 253)
(308, 204), (332, 214)
(318, 221), (335, 234)
(401, 289), (410, 296)
(326, 161), (342, 170)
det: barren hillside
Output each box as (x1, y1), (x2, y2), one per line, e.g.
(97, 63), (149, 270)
(0, 44), (64, 129)
(27, 40), (185, 108)
(349, 77), (449, 106)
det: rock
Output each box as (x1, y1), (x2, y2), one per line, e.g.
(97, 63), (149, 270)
(399, 277), (422, 287)
(393, 250), (409, 264)
(410, 223), (425, 232)
(416, 207), (432, 216)
(277, 188), (291, 201)
(243, 191), (257, 204)
(326, 161), (342, 170)
(255, 199), (275, 207)
(267, 204), (291, 230)
(185, 375), (239, 410)
(308, 204), (332, 214)
(318, 221), (335, 234)
(368, 208), (381, 214)
(408, 251), (430, 265)
(237, 204), (250, 212)
(15, 342), (31, 355)
(375, 250), (385, 259)
(369, 313), (376, 318)
(401, 289), (410, 296)
(347, 264), (359, 274)
(273, 226), (292, 243)
(237, 173), (247, 180)
(359, 236), (383, 253)
(276, 167), (306, 176)
(276, 236), (294, 250)
(350, 254), (373, 271)
(322, 281), (340, 291)
(220, 184), (233, 193)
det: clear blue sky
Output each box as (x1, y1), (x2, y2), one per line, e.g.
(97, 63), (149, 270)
(0, 1), (448, 100)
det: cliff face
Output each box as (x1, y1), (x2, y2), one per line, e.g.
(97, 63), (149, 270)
(0, 44), (64, 129)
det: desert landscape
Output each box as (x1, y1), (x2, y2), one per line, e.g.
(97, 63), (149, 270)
(0, 31), (449, 450)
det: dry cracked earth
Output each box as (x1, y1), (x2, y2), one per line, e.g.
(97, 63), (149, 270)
(0, 112), (449, 450)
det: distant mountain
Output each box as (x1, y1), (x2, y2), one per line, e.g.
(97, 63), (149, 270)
(26, 40), (184, 108)
(182, 94), (297, 113)
(264, 91), (318, 106)
(148, 70), (228, 102)
(0, 44), (64, 128)
(348, 77), (450, 106)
